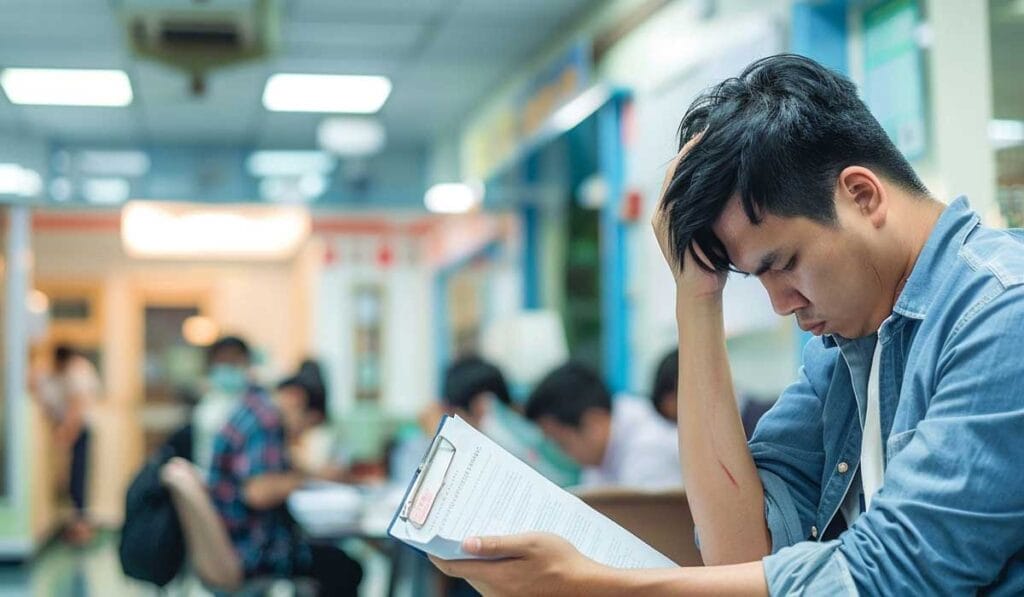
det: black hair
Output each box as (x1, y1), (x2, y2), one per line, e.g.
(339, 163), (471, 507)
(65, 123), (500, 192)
(661, 54), (930, 273)
(205, 335), (251, 370)
(54, 344), (76, 370)
(650, 348), (678, 418)
(442, 355), (512, 411)
(277, 374), (327, 419)
(524, 362), (611, 428)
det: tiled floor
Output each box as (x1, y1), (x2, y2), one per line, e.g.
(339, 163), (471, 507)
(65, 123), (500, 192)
(0, 532), (152, 597)
(0, 532), (401, 597)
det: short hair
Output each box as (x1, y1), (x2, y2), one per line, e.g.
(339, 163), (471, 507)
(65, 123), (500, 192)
(205, 335), (251, 369)
(660, 54), (930, 273)
(525, 362), (611, 428)
(277, 375), (327, 419)
(442, 356), (512, 411)
(650, 349), (678, 414)
(54, 344), (77, 369)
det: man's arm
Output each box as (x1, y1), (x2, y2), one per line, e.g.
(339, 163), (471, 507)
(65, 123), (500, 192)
(653, 145), (769, 564)
(243, 472), (304, 510)
(675, 290), (770, 564)
(430, 533), (769, 597)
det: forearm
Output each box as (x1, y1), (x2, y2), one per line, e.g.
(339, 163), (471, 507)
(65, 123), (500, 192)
(593, 561), (768, 597)
(677, 293), (769, 564)
(243, 472), (305, 510)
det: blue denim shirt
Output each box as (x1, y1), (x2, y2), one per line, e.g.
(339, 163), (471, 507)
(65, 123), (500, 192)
(753, 198), (1024, 595)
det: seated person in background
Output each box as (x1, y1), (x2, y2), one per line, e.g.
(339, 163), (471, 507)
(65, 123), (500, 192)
(650, 349), (679, 422)
(207, 375), (362, 596)
(193, 336), (256, 475)
(442, 355), (580, 486)
(441, 355), (514, 428)
(525, 362), (681, 490)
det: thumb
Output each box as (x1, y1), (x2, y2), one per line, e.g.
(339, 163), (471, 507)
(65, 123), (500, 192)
(462, 533), (536, 558)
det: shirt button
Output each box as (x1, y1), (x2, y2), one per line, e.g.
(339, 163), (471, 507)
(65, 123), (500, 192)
(837, 461), (850, 474)
(811, 526), (819, 539)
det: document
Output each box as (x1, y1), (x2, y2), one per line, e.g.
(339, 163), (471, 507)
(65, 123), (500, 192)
(388, 415), (676, 569)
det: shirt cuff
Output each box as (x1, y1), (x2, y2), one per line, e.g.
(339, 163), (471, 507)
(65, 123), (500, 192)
(763, 540), (858, 596)
(758, 468), (807, 553)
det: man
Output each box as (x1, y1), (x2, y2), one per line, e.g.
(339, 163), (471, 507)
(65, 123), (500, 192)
(525, 362), (680, 490)
(649, 349), (678, 422)
(193, 336), (255, 475)
(34, 345), (100, 545)
(442, 355), (515, 429)
(430, 54), (1024, 594)
(208, 375), (362, 595)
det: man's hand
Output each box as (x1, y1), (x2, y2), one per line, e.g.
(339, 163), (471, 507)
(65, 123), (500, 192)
(429, 533), (618, 597)
(652, 135), (728, 302)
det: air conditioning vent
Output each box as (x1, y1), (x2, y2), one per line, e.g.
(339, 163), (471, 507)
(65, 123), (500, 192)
(122, 0), (279, 95)
(159, 21), (242, 50)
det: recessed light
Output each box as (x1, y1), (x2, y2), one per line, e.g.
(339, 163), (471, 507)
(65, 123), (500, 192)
(317, 117), (387, 157)
(424, 183), (481, 214)
(0, 68), (132, 107)
(262, 73), (392, 113)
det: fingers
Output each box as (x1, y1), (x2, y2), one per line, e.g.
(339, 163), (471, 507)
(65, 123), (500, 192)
(462, 533), (539, 558)
(430, 555), (504, 579)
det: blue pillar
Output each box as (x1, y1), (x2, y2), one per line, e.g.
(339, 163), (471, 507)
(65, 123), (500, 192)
(597, 97), (629, 394)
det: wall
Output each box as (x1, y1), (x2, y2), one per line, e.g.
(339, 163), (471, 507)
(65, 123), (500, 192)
(29, 215), (314, 529)
(605, 5), (794, 397)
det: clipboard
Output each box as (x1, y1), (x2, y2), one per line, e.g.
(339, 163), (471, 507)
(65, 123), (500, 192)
(387, 415), (676, 568)
(388, 415), (469, 559)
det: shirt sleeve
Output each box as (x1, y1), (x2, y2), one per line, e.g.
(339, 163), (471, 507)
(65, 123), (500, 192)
(748, 338), (837, 553)
(764, 289), (1024, 594)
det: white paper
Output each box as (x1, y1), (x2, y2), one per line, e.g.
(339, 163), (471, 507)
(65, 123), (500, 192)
(388, 416), (676, 569)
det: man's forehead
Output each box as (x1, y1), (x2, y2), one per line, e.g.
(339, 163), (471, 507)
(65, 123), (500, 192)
(711, 197), (758, 265)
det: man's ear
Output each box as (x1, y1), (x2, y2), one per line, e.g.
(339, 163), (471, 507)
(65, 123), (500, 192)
(837, 166), (888, 228)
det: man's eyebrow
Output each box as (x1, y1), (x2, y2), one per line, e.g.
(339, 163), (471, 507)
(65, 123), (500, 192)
(752, 250), (779, 277)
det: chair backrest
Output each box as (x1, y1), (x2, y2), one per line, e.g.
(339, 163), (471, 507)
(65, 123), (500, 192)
(160, 457), (244, 591)
(578, 488), (703, 566)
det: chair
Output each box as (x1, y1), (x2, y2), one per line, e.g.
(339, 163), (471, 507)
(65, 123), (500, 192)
(577, 488), (704, 566)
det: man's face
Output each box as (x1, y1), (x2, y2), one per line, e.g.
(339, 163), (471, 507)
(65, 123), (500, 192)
(536, 413), (607, 467)
(711, 193), (891, 339)
(274, 385), (311, 438)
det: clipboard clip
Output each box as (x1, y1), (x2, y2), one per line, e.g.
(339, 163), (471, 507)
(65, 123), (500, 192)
(398, 432), (457, 528)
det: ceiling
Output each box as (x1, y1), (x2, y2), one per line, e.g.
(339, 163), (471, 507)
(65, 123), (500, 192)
(0, 0), (601, 151)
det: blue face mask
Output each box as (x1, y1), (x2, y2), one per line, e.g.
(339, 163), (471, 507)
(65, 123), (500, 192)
(208, 364), (249, 396)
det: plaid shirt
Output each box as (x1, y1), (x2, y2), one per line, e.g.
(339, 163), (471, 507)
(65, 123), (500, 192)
(208, 390), (306, 576)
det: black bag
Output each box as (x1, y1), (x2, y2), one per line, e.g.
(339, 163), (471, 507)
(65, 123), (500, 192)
(118, 442), (187, 586)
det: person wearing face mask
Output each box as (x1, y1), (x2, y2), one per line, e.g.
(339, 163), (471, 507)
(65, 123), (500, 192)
(192, 336), (255, 476)
(205, 374), (363, 595)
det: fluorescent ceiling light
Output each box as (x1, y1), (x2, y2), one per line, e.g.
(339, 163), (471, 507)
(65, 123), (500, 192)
(83, 177), (131, 205)
(262, 74), (392, 113)
(0, 163), (43, 197)
(259, 174), (328, 203)
(317, 117), (387, 156)
(1, 68), (132, 107)
(121, 202), (311, 260)
(989, 119), (1024, 150)
(425, 183), (480, 214)
(246, 150), (336, 177)
(75, 150), (150, 177)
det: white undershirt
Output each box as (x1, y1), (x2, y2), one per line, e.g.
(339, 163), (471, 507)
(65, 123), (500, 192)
(840, 337), (886, 525)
